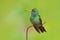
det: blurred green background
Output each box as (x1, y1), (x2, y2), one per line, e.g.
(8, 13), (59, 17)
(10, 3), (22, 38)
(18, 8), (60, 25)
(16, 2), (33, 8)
(0, 0), (60, 40)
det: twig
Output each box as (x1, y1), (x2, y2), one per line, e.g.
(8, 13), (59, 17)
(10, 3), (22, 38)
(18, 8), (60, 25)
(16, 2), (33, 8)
(26, 26), (32, 40)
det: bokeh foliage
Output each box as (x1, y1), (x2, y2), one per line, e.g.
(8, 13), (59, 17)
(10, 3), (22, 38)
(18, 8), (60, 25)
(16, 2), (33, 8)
(0, 0), (60, 40)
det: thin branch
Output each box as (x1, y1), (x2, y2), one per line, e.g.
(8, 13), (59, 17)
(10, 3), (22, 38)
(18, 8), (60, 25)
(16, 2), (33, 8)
(26, 25), (32, 40)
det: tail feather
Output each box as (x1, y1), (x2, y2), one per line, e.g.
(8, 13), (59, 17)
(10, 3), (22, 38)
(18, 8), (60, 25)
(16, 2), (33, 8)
(33, 24), (46, 33)
(39, 26), (46, 33)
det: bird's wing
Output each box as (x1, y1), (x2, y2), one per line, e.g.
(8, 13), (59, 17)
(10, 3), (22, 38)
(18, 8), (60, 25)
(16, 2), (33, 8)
(38, 15), (42, 25)
(38, 15), (46, 33)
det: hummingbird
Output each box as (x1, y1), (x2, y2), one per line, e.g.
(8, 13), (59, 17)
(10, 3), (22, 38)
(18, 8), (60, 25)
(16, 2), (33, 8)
(26, 8), (46, 33)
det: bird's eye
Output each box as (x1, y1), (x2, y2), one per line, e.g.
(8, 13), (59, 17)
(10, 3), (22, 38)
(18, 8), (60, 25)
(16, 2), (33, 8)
(32, 10), (35, 12)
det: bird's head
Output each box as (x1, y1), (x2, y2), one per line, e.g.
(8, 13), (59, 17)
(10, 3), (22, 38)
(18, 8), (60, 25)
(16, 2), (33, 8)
(25, 8), (38, 16)
(31, 8), (37, 12)
(25, 8), (38, 13)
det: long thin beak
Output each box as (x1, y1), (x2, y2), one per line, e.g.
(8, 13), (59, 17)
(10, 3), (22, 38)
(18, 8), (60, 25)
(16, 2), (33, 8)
(25, 10), (32, 12)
